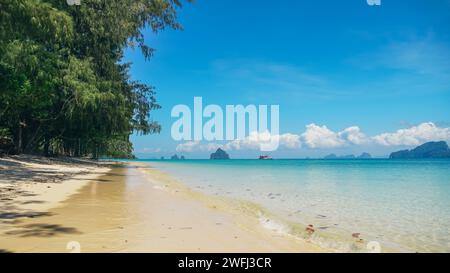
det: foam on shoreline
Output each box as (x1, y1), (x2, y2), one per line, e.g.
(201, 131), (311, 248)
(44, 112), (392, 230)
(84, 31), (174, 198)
(136, 162), (381, 253)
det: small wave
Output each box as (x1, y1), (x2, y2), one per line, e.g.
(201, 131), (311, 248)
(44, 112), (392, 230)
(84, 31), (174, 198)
(258, 214), (291, 235)
(139, 162), (380, 253)
(255, 209), (373, 252)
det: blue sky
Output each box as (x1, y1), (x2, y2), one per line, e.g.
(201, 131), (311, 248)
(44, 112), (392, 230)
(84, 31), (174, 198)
(127, 0), (450, 159)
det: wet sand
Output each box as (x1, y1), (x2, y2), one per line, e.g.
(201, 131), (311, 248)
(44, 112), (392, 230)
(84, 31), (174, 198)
(0, 164), (326, 253)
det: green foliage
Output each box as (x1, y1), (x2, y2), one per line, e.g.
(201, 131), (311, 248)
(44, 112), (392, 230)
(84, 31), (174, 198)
(0, 0), (188, 158)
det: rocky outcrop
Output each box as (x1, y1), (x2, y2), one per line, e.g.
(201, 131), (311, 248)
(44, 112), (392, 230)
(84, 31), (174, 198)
(170, 154), (186, 160)
(357, 152), (372, 159)
(324, 153), (372, 159)
(390, 141), (450, 159)
(210, 148), (230, 160)
(324, 154), (338, 159)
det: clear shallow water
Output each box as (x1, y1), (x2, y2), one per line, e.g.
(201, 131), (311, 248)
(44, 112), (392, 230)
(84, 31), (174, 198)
(139, 159), (450, 252)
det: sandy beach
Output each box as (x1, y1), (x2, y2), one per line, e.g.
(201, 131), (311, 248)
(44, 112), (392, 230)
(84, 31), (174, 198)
(0, 156), (325, 253)
(0, 156), (112, 213)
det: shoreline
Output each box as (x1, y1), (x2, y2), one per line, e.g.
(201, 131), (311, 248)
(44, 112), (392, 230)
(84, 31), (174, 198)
(0, 157), (328, 253)
(135, 163), (331, 252)
(136, 163), (373, 253)
(145, 160), (450, 253)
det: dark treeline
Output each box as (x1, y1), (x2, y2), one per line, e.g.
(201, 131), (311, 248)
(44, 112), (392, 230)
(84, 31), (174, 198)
(0, 0), (188, 158)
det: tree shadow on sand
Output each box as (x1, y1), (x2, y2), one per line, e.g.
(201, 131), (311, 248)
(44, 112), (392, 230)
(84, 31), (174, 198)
(4, 223), (81, 238)
(0, 211), (53, 220)
(0, 156), (113, 184)
(69, 177), (114, 183)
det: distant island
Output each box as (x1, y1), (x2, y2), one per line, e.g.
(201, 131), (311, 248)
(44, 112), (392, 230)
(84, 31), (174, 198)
(358, 152), (372, 159)
(390, 141), (450, 159)
(210, 148), (230, 160)
(324, 153), (372, 159)
(170, 154), (185, 160)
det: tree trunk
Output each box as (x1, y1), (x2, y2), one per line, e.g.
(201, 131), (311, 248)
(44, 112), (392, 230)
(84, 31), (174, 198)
(44, 136), (50, 157)
(16, 123), (23, 154)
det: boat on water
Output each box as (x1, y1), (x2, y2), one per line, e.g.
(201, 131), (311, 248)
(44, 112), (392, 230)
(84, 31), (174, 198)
(258, 155), (273, 160)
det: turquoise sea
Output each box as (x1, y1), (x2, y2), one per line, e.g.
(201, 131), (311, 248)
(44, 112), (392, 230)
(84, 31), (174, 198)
(140, 159), (450, 252)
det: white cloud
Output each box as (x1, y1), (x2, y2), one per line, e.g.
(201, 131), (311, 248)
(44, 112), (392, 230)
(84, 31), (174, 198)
(372, 122), (450, 146)
(301, 124), (347, 148)
(350, 36), (450, 77)
(278, 133), (302, 149)
(174, 122), (450, 152)
(225, 131), (301, 151)
(203, 143), (223, 152)
(140, 148), (161, 154)
(339, 126), (368, 145)
(346, 36), (450, 98)
(377, 39), (450, 76)
(175, 132), (301, 153)
(176, 141), (224, 153)
(176, 141), (200, 153)
(301, 122), (450, 149)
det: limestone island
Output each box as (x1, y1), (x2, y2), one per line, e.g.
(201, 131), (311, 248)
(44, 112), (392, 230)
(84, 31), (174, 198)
(210, 148), (230, 160)
(390, 141), (450, 159)
(324, 153), (372, 159)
